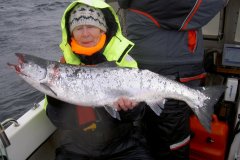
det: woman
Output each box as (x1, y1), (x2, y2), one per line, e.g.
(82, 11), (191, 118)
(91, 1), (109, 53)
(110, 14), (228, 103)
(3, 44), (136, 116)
(45, 0), (153, 159)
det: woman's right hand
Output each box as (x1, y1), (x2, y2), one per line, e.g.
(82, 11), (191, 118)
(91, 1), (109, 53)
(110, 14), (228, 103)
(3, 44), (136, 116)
(113, 97), (138, 111)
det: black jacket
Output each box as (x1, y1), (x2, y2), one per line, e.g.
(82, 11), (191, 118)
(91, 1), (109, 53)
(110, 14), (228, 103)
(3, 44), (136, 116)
(46, 96), (145, 156)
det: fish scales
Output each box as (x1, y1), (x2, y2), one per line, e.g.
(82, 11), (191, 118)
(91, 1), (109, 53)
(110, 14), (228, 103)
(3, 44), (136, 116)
(52, 65), (146, 106)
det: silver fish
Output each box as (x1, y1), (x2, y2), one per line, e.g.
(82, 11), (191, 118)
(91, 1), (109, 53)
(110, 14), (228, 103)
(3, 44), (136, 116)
(8, 53), (224, 131)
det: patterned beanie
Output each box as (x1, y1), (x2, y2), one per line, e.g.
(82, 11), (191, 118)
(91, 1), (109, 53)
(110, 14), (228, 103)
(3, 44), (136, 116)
(69, 4), (107, 33)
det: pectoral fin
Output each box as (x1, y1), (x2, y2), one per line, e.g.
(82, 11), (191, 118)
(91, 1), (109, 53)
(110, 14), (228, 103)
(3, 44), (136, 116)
(145, 98), (166, 116)
(104, 106), (121, 120)
(40, 83), (57, 96)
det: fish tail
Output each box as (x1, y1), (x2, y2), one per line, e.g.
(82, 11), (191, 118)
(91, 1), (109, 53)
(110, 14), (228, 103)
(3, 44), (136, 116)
(192, 85), (225, 132)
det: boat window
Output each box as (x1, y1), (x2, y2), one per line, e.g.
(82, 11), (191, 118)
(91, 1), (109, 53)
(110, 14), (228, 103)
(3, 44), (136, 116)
(202, 11), (225, 41)
(203, 12), (221, 37)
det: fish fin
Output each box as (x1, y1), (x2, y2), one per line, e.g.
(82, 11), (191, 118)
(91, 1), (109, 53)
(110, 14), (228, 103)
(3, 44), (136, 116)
(104, 106), (121, 120)
(40, 83), (57, 96)
(192, 85), (225, 132)
(145, 98), (166, 116)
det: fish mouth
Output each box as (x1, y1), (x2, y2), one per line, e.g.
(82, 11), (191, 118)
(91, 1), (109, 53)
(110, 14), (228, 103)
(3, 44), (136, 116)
(7, 53), (27, 76)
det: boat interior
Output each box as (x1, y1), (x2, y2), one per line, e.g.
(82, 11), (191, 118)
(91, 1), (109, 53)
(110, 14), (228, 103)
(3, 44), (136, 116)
(1, 0), (240, 160)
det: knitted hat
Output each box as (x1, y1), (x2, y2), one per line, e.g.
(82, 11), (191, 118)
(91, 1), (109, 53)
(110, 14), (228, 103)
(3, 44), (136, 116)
(69, 4), (107, 33)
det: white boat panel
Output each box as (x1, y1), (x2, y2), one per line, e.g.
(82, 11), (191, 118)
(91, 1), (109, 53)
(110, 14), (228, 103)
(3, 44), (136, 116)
(5, 100), (56, 160)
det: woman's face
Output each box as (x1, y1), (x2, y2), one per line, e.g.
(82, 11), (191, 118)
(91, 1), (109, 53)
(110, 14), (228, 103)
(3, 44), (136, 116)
(72, 25), (103, 47)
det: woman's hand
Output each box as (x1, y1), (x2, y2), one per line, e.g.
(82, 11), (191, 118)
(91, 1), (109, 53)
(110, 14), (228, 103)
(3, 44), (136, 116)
(113, 97), (138, 111)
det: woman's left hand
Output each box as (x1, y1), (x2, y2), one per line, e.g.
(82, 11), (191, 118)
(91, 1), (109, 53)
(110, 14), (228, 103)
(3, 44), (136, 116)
(113, 97), (138, 111)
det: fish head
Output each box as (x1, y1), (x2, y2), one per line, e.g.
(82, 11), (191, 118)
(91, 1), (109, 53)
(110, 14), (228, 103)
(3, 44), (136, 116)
(7, 53), (48, 81)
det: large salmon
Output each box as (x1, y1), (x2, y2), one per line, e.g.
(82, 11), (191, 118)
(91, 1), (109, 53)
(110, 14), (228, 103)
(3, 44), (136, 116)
(8, 53), (224, 131)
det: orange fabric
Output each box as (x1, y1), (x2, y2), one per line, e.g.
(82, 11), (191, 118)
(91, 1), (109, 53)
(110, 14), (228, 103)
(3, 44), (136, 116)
(188, 30), (197, 53)
(71, 33), (106, 56)
(77, 106), (96, 125)
(179, 73), (206, 83)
